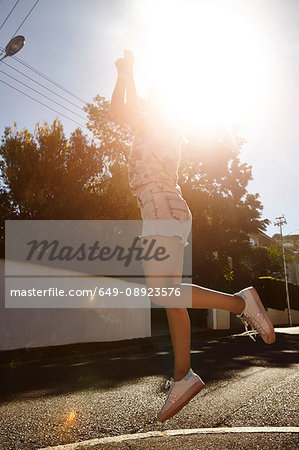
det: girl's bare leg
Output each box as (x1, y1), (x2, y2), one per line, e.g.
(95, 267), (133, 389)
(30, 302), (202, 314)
(165, 308), (191, 381)
(142, 236), (245, 381)
(164, 286), (245, 380)
(187, 284), (245, 314)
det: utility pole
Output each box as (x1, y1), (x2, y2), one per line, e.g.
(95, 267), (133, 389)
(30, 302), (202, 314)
(274, 215), (292, 326)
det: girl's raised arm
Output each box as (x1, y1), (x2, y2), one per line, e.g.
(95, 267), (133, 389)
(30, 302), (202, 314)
(110, 53), (147, 131)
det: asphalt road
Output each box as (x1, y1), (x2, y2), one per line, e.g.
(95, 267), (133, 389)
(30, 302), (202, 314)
(0, 327), (298, 449)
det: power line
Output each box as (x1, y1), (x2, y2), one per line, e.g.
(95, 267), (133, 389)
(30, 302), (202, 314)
(262, 208), (281, 220)
(2, 60), (85, 111)
(0, 68), (87, 121)
(0, 2), (88, 107)
(15, 54), (88, 103)
(270, 217), (299, 236)
(284, 227), (299, 237)
(284, 218), (299, 231)
(0, 48), (89, 104)
(0, 0), (21, 32)
(262, 204), (284, 217)
(12, 0), (40, 38)
(263, 205), (299, 229)
(262, 206), (299, 234)
(0, 78), (89, 131)
(262, 212), (279, 222)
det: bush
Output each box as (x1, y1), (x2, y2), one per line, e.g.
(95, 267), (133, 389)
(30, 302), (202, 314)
(252, 277), (299, 311)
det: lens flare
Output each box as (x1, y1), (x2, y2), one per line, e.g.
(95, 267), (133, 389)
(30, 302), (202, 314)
(67, 411), (75, 423)
(135, 0), (277, 130)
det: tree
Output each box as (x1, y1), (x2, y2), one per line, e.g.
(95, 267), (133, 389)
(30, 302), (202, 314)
(237, 243), (285, 286)
(0, 120), (103, 220)
(84, 95), (138, 219)
(0, 119), (112, 255)
(177, 126), (269, 290)
(0, 188), (17, 257)
(0, 109), (142, 256)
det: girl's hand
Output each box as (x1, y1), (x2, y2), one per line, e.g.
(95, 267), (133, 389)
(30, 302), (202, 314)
(124, 49), (134, 73)
(115, 50), (134, 76)
(115, 58), (130, 75)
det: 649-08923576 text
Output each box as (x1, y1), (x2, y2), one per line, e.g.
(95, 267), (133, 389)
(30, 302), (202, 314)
(9, 286), (182, 298)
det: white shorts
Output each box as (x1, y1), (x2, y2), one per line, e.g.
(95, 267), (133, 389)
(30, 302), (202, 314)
(136, 182), (192, 247)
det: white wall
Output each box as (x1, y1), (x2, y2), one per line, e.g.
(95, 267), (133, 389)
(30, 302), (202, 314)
(207, 309), (230, 329)
(208, 307), (298, 329)
(0, 259), (151, 351)
(267, 307), (299, 326)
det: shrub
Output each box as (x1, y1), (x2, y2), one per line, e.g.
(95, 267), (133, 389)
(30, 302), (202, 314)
(252, 277), (299, 311)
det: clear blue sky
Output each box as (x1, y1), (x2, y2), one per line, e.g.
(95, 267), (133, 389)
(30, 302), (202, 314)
(0, 0), (298, 238)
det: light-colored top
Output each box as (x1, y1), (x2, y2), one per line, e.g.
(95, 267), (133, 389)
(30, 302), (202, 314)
(128, 114), (181, 195)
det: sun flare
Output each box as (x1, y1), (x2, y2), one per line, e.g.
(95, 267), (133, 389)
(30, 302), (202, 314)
(135, 0), (276, 131)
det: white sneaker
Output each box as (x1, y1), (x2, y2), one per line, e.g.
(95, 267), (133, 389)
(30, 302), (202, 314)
(235, 287), (275, 344)
(157, 368), (205, 422)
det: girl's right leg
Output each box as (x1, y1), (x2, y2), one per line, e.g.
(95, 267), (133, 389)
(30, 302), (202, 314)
(186, 284), (245, 314)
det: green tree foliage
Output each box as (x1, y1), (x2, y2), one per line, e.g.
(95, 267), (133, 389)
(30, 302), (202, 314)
(84, 95), (138, 219)
(239, 243), (285, 285)
(0, 188), (17, 257)
(0, 120), (102, 220)
(0, 119), (108, 256)
(177, 127), (269, 289)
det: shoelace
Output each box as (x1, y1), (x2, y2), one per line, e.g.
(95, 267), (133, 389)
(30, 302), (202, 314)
(237, 313), (258, 342)
(165, 378), (174, 389)
(164, 378), (179, 405)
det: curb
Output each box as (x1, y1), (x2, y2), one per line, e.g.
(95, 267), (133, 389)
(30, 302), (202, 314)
(39, 427), (299, 449)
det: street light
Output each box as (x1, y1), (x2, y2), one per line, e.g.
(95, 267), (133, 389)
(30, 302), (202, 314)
(0, 36), (25, 62)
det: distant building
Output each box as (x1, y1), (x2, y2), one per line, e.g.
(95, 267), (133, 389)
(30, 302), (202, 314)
(249, 230), (299, 285)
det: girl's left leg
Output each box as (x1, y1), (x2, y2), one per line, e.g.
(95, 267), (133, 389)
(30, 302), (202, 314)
(142, 236), (191, 381)
(165, 307), (191, 381)
(142, 235), (204, 423)
(142, 235), (245, 381)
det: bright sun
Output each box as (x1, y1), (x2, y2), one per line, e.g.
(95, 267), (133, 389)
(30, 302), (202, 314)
(135, 0), (276, 131)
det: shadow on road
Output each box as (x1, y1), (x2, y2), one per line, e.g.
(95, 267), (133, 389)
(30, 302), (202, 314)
(0, 329), (298, 403)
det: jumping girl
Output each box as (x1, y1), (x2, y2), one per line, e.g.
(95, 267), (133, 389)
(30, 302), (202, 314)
(110, 50), (275, 422)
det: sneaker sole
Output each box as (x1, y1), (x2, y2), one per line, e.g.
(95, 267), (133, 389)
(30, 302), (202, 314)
(247, 287), (276, 344)
(157, 379), (205, 423)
